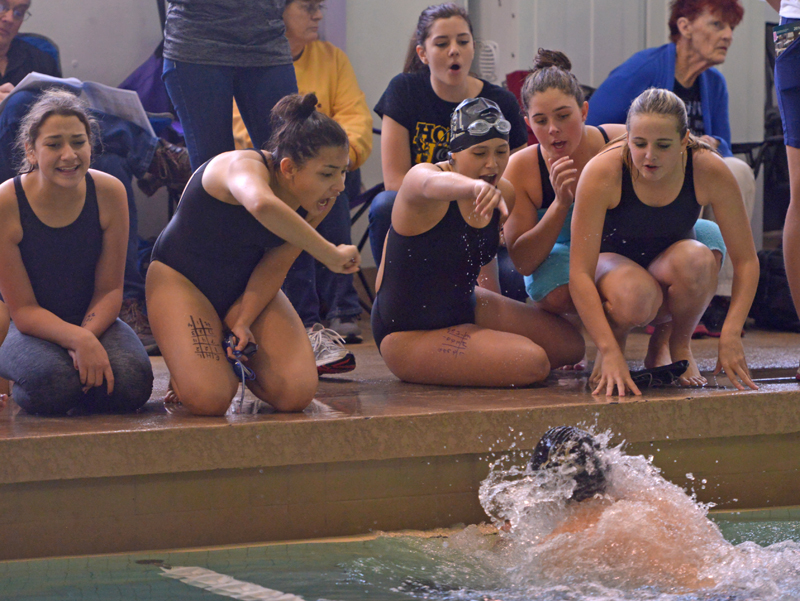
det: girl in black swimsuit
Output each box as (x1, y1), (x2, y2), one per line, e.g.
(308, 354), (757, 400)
(0, 90), (153, 415)
(372, 98), (583, 387)
(570, 88), (758, 396)
(146, 93), (360, 416)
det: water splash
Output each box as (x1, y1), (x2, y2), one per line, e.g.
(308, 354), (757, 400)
(344, 429), (800, 600)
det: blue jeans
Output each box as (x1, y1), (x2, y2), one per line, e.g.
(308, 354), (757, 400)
(283, 171), (363, 327)
(162, 59), (298, 169)
(0, 89), (158, 303)
(367, 189), (397, 267)
(0, 319), (153, 415)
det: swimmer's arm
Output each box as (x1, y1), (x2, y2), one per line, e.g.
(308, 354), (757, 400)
(570, 155), (640, 395)
(696, 152), (759, 390)
(224, 244), (302, 352)
(226, 200), (342, 345)
(402, 162), (497, 208)
(225, 154), (358, 274)
(81, 171), (128, 338)
(504, 147), (569, 276)
(763, 0), (781, 11)
(381, 116), (412, 191)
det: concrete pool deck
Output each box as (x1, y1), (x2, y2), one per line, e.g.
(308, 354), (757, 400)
(0, 326), (799, 560)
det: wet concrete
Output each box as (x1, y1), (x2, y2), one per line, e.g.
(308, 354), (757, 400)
(0, 325), (798, 559)
(0, 325), (798, 483)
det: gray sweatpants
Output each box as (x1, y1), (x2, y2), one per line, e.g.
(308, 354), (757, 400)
(0, 319), (153, 415)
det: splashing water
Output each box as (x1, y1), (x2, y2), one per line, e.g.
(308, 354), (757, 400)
(345, 430), (800, 600)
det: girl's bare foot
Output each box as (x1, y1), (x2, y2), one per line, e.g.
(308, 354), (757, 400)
(645, 322), (672, 369)
(556, 354), (587, 372)
(164, 380), (181, 405)
(674, 352), (706, 387)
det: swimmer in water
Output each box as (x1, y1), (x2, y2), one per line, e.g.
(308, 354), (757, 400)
(514, 426), (732, 591)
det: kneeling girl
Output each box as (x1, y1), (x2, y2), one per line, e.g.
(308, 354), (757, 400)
(147, 93), (359, 416)
(0, 90), (154, 415)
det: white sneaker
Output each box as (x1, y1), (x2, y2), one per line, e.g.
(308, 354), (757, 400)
(307, 323), (356, 374)
(328, 316), (363, 344)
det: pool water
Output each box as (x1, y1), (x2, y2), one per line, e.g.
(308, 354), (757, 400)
(1, 519), (800, 601)
(4, 437), (800, 601)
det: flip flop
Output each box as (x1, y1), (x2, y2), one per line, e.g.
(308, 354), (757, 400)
(630, 360), (689, 388)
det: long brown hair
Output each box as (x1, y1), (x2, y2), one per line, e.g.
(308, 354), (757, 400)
(403, 3), (474, 74)
(521, 49), (584, 111)
(265, 93), (348, 166)
(15, 89), (98, 175)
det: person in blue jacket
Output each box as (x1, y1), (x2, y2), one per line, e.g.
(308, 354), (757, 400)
(586, 0), (755, 334)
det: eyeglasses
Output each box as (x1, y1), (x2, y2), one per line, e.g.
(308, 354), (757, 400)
(0, 2), (31, 21)
(295, 0), (326, 15)
(466, 118), (512, 136)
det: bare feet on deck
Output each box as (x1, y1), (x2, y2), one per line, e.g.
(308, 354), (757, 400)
(556, 354), (587, 372)
(164, 380), (180, 405)
(674, 352), (706, 387)
(645, 323), (672, 369)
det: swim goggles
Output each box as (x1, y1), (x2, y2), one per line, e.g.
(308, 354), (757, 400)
(465, 118), (512, 136)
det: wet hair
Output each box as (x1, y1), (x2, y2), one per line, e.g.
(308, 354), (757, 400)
(668, 0), (744, 43)
(531, 426), (608, 502)
(15, 88), (98, 175)
(265, 92), (348, 167)
(521, 49), (585, 112)
(403, 3), (474, 74)
(620, 88), (714, 169)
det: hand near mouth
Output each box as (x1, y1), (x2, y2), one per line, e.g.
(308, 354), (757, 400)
(548, 155), (578, 207)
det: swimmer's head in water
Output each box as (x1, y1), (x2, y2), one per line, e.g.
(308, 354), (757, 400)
(531, 426), (609, 502)
(449, 97), (511, 153)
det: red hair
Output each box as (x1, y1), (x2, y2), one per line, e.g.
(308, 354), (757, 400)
(668, 0), (744, 43)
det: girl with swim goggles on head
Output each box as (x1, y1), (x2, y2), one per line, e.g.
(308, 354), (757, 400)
(369, 97), (584, 388)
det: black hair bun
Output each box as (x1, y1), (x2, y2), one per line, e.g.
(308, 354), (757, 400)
(533, 48), (572, 73)
(271, 93), (319, 126)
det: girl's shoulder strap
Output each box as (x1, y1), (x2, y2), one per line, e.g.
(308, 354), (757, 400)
(251, 148), (271, 169)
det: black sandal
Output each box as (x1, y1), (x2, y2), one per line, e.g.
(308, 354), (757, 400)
(629, 360), (689, 388)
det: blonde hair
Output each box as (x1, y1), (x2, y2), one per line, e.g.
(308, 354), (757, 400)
(620, 88), (714, 169)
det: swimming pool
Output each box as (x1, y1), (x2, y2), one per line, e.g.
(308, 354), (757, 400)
(5, 432), (800, 601)
(1, 511), (799, 601)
